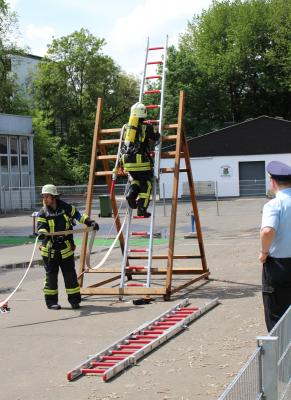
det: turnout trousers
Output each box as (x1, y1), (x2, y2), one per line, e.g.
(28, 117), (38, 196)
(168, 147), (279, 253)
(262, 256), (291, 331)
(127, 170), (153, 211)
(42, 252), (81, 307)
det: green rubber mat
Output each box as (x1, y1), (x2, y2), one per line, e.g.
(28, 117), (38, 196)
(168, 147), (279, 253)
(0, 236), (167, 247)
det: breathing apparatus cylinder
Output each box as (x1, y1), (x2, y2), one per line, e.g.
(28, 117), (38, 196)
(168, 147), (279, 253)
(124, 102), (147, 147)
(124, 116), (139, 146)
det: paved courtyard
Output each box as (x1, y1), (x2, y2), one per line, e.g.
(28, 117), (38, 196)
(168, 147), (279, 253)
(0, 197), (268, 400)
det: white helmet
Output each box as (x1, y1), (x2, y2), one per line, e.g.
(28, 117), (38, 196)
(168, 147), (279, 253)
(130, 102), (147, 118)
(41, 184), (59, 196)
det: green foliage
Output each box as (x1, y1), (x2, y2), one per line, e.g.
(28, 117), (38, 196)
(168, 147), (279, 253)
(32, 28), (139, 183)
(0, 0), (27, 114)
(165, 0), (291, 136)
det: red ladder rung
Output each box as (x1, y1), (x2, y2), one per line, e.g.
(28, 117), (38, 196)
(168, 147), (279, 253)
(111, 350), (135, 355)
(119, 345), (143, 349)
(150, 326), (168, 330)
(81, 368), (106, 374)
(101, 356), (126, 361)
(91, 362), (116, 367)
(144, 90), (161, 94)
(145, 105), (160, 109)
(179, 307), (199, 311)
(127, 340), (151, 344)
(147, 61), (163, 65)
(133, 216), (146, 219)
(143, 330), (164, 334)
(126, 266), (146, 271)
(148, 46), (164, 50)
(128, 248), (148, 252)
(144, 119), (159, 124)
(131, 231), (149, 236)
(155, 322), (176, 326)
(126, 283), (145, 287)
(145, 75), (162, 79)
(134, 334), (159, 339)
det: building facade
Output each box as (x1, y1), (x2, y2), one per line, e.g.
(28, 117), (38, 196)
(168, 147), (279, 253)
(0, 113), (35, 211)
(160, 116), (291, 198)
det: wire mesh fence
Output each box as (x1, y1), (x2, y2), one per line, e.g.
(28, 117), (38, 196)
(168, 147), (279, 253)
(218, 348), (263, 400)
(218, 306), (291, 400)
(269, 306), (291, 400)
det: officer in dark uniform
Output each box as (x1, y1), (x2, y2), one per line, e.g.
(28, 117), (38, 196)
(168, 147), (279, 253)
(121, 102), (160, 218)
(37, 184), (98, 310)
(260, 161), (291, 331)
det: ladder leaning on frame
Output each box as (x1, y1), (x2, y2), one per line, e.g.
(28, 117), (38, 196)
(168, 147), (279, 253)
(78, 88), (209, 301)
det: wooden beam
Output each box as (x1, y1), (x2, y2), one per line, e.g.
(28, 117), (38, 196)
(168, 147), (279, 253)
(170, 272), (210, 295)
(128, 255), (202, 260)
(78, 98), (102, 287)
(85, 268), (205, 275)
(80, 287), (166, 295)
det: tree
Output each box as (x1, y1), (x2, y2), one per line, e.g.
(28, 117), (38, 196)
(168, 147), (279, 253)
(165, 0), (291, 137)
(0, 0), (27, 113)
(32, 28), (139, 183)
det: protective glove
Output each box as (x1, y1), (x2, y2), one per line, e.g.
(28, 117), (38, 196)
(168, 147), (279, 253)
(85, 219), (99, 231)
(38, 233), (49, 240)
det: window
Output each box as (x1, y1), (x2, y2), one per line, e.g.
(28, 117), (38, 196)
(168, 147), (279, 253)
(20, 138), (28, 155)
(0, 156), (8, 173)
(10, 137), (18, 154)
(0, 137), (8, 154)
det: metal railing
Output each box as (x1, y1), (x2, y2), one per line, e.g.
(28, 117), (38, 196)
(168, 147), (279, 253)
(0, 184), (128, 213)
(218, 306), (291, 400)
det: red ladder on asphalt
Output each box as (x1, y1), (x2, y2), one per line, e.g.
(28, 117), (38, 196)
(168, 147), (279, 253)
(67, 298), (218, 382)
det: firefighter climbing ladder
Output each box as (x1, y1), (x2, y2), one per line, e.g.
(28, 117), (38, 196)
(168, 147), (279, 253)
(78, 39), (210, 300)
(119, 36), (168, 291)
(67, 297), (218, 382)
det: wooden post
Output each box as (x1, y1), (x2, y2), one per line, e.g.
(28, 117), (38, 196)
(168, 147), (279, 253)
(78, 98), (102, 286)
(165, 91), (185, 298)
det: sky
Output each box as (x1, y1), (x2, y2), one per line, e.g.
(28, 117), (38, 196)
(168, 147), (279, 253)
(7, 0), (213, 76)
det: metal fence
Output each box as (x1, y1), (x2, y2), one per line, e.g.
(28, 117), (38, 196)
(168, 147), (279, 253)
(218, 306), (291, 400)
(0, 184), (128, 213)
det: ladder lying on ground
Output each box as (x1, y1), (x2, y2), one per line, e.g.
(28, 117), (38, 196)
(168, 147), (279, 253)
(119, 36), (168, 291)
(67, 297), (218, 382)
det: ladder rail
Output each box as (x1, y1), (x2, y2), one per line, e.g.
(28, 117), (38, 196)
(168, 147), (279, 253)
(155, 34), (168, 180)
(139, 37), (149, 103)
(145, 35), (168, 287)
(119, 208), (133, 289)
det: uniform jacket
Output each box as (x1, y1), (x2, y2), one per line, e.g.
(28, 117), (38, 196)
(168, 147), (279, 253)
(37, 199), (89, 259)
(122, 123), (160, 172)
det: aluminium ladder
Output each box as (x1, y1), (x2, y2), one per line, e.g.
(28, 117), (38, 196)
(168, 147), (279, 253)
(67, 297), (219, 382)
(119, 36), (168, 291)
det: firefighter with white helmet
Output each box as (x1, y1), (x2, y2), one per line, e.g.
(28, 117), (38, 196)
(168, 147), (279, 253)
(121, 102), (160, 217)
(37, 184), (99, 310)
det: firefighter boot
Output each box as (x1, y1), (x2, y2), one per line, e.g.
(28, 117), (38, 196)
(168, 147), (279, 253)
(137, 207), (151, 218)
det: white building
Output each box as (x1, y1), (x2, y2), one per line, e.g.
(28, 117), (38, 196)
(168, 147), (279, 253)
(10, 53), (41, 97)
(0, 113), (35, 211)
(160, 116), (291, 198)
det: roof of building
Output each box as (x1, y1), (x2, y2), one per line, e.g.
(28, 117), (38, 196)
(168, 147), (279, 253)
(188, 116), (291, 157)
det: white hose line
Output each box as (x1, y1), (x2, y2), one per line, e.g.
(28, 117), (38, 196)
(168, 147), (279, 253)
(89, 215), (127, 271)
(0, 236), (39, 309)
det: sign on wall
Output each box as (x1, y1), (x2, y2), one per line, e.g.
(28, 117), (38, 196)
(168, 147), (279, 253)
(220, 165), (232, 177)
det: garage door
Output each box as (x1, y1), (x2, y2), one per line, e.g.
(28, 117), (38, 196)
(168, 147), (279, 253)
(239, 161), (266, 197)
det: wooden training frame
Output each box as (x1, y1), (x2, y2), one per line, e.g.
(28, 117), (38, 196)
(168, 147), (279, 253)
(78, 91), (210, 300)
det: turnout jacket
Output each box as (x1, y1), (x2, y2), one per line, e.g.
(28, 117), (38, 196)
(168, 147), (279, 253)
(37, 199), (89, 259)
(122, 123), (160, 172)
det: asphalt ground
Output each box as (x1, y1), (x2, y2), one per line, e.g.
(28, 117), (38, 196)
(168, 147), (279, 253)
(0, 198), (268, 400)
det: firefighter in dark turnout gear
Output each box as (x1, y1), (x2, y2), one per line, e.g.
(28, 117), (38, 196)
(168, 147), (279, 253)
(37, 184), (98, 310)
(121, 102), (160, 218)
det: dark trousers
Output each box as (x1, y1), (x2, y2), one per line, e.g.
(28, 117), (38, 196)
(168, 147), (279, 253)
(128, 170), (153, 210)
(262, 257), (291, 331)
(42, 253), (81, 307)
